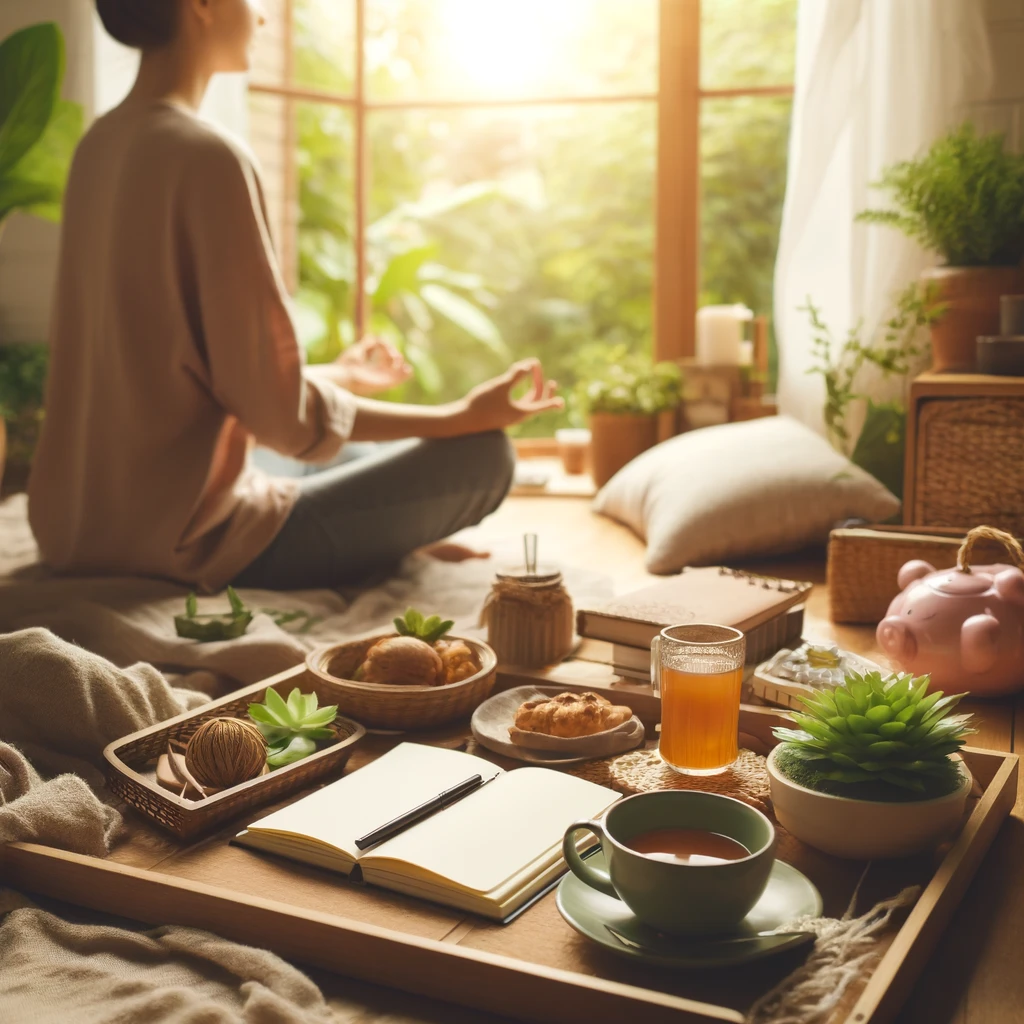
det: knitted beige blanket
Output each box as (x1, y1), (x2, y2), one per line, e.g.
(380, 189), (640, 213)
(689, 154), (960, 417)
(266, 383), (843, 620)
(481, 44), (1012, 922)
(0, 628), (333, 1024)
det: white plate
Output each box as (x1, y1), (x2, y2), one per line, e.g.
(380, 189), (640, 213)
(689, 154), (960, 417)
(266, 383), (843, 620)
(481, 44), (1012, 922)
(471, 685), (645, 765)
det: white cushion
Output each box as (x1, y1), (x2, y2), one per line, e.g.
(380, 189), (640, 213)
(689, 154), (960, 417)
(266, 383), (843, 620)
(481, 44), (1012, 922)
(593, 416), (900, 574)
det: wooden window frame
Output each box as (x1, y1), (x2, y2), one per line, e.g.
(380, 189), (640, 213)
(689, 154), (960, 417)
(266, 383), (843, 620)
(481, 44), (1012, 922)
(249, 0), (794, 362)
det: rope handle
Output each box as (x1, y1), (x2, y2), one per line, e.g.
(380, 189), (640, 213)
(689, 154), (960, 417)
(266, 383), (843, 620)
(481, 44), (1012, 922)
(956, 526), (1024, 573)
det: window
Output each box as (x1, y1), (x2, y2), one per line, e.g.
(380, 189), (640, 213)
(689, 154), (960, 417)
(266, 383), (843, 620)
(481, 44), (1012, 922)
(249, 0), (795, 431)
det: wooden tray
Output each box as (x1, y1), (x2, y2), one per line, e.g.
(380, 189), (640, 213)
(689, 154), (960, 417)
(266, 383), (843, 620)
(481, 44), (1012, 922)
(6, 664), (1018, 1024)
(103, 672), (366, 840)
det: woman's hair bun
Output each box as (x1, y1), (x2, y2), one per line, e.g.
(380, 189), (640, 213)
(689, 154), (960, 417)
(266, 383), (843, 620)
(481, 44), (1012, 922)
(95, 0), (178, 50)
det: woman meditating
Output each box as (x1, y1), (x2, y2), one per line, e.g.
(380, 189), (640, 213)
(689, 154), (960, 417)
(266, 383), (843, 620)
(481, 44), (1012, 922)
(29, 0), (561, 592)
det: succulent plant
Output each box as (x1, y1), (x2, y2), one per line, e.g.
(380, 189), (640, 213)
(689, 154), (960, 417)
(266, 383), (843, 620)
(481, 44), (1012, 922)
(175, 587), (253, 642)
(248, 688), (338, 768)
(393, 608), (454, 644)
(772, 671), (974, 794)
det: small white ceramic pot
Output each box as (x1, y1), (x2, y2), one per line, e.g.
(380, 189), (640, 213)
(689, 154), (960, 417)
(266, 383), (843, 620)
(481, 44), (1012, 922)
(766, 746), (972, 859)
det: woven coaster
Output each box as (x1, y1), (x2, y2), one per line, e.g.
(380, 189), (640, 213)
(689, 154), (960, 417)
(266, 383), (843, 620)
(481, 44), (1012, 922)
(572, 747), (771, 814)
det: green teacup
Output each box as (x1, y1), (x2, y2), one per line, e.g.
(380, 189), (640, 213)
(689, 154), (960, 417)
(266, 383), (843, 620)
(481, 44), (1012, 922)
(563, 790), (776, 935)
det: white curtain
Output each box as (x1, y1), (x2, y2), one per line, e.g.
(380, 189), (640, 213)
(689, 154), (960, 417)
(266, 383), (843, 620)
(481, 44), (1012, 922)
(774, 0), (994, 435)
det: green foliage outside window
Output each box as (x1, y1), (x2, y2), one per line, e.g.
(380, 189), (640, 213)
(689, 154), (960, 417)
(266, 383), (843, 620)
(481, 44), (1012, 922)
(288, 0), (796, 433)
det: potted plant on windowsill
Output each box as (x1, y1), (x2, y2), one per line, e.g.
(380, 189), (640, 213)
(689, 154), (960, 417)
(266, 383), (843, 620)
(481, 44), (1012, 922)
(858, 122), (1024, 373)
(575, 345), (683, 488)
(767, 670), (974, 859)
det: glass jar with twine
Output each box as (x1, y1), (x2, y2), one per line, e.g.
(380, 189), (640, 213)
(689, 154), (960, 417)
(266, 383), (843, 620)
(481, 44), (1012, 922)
(481, 534), (575, 668)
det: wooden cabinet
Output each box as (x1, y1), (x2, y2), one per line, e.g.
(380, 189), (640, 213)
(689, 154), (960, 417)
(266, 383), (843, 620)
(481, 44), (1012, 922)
(904, 372), (1024, 532)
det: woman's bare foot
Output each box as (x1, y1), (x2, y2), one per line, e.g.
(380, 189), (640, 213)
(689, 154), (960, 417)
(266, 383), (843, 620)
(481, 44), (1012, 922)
(421, 541), (491, 563)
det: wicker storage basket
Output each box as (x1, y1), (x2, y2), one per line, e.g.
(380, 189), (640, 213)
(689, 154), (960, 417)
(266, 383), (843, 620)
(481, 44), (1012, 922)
(104, 672), (365, 839)
(911, 398), (1024, 534)
(307, 634), (497, 730)
(828, 525), (1018, 624)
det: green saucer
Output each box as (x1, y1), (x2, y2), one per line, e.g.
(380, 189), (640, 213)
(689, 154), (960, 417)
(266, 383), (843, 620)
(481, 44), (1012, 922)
(556, 850), (822, 969)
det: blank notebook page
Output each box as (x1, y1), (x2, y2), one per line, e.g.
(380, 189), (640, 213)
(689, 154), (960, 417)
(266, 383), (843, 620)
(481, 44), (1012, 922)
(247, 742), (502, 858)
(367, 767), (618, 894)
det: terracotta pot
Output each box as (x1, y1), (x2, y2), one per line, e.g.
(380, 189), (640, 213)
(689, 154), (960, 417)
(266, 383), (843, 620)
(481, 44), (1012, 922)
(589, 412), (658, 488)
(922, 265), (1024, 373)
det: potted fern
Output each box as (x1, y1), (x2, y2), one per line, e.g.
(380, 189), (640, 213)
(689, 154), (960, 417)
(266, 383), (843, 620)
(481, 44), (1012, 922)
(858, 123), (1024, 373)
(767, 671), (974, 859)
(575, 345), (683, 488)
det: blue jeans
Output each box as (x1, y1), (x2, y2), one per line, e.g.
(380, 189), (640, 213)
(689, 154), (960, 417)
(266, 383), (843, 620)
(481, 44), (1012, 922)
(233, 431), (515, 590)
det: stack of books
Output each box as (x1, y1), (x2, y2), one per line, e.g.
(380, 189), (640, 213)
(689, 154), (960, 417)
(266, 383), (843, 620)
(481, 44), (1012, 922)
(576, 566), (812, 682)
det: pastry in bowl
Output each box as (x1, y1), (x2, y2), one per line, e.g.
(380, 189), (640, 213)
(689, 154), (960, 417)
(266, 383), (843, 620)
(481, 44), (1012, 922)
(510, 691), (632, 744)
(352, 609), (480, 687)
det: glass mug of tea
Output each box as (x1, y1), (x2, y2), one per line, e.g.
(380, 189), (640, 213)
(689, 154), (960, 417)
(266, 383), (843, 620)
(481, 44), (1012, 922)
(652, 623), (745, 776)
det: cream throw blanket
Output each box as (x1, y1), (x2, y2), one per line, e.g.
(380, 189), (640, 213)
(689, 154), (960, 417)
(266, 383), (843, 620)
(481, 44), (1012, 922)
(0, 629), (333, 1023)
(0, 495), (613, 1024)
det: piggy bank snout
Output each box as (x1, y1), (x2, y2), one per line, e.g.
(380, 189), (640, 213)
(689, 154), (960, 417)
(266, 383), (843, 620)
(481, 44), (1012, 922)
(877, 616), (917, 661)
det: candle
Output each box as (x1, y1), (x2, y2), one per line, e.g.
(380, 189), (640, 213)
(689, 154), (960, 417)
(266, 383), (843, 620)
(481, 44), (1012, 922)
(696, 304), (753, 365)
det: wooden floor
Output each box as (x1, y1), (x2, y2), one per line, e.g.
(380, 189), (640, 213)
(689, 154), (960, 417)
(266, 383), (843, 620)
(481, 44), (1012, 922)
(311, 493), (1024, 1024)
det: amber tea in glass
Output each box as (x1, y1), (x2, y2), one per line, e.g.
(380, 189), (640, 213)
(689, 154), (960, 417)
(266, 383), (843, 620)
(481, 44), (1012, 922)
(652, 624), (745, 775)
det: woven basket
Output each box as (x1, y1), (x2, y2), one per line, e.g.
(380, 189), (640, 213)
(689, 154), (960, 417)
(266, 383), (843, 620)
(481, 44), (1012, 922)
(104, 672), (365, 840)
(827, 526), (1017, 624)
(306, 634), (497, 730)
(912, 398), (1024, 534)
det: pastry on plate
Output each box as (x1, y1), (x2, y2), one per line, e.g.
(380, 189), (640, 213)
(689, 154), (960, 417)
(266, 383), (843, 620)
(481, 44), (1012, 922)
(511, 691), (632, 740)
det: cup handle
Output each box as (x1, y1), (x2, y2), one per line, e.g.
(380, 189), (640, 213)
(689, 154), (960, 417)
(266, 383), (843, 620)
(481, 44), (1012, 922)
(651, 633), (661, 696)
(563, 819), (619, 899)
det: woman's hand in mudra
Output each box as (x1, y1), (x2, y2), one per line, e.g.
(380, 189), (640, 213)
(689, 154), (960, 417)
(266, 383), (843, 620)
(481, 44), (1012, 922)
(333, 336), (413, 396)
(455, 359), (563, 433)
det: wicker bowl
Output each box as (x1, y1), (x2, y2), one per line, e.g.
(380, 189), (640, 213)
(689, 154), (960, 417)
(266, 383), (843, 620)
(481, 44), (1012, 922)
(306, 634), (497, 730)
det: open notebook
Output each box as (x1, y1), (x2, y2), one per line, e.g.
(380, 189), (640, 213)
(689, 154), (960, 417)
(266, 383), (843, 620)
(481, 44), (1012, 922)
(234, 742), (619, 922)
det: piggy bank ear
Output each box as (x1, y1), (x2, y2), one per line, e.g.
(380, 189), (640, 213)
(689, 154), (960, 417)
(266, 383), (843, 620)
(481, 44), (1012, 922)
(994, 569), (1024, 605)
(962, 613), (1000, 675)
(897, 560), (935, 590)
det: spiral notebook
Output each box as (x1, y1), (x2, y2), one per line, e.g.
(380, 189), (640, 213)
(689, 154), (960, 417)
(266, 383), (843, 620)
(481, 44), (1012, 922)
(234, 742), (619, 922)
(576, 565), (812, 662)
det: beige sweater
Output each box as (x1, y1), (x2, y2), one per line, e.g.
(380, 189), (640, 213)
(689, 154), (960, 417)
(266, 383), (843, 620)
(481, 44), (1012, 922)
(28, 100), (356, 591)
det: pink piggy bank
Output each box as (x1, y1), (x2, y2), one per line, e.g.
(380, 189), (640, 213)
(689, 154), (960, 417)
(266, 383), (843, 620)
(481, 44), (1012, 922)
(877, 560), (1024, 696)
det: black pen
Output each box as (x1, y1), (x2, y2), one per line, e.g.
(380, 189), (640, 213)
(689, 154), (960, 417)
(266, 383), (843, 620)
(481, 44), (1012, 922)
(354, 773), (488, 851)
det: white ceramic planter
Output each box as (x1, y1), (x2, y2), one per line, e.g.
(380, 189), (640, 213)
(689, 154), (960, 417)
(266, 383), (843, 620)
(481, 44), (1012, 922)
(767, 746), (972, 859)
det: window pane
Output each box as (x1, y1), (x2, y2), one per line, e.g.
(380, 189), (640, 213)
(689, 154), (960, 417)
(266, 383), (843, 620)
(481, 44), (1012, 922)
(701, 0), (797, 91)
(295, 101), (356, 362)
(293, 0), (356, 93)
(365, 0), (657, 102)
(363, 104), (656, 433)
(250, 0), (355, 95)
(701, 95), (792, 380)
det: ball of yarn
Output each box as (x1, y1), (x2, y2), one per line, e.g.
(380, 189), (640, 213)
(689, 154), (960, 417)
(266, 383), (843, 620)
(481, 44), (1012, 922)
(185, 717), (266, 789)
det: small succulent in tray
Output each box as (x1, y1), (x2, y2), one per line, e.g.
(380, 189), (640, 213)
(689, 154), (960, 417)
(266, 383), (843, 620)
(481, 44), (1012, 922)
(772, 671), (975, 800)
(354, 609), (479, 687)
(249, 688), (339, 768)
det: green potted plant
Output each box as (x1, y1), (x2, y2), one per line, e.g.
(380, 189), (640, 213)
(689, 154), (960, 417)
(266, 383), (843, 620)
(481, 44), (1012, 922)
(767, 671), (974, 859)
(574, 344), (683, 487)
(0, 343), (48, 493)
(0, 22), (82, 489)
(802, 280), (942, 499)
(858, 122), (1024, 372)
